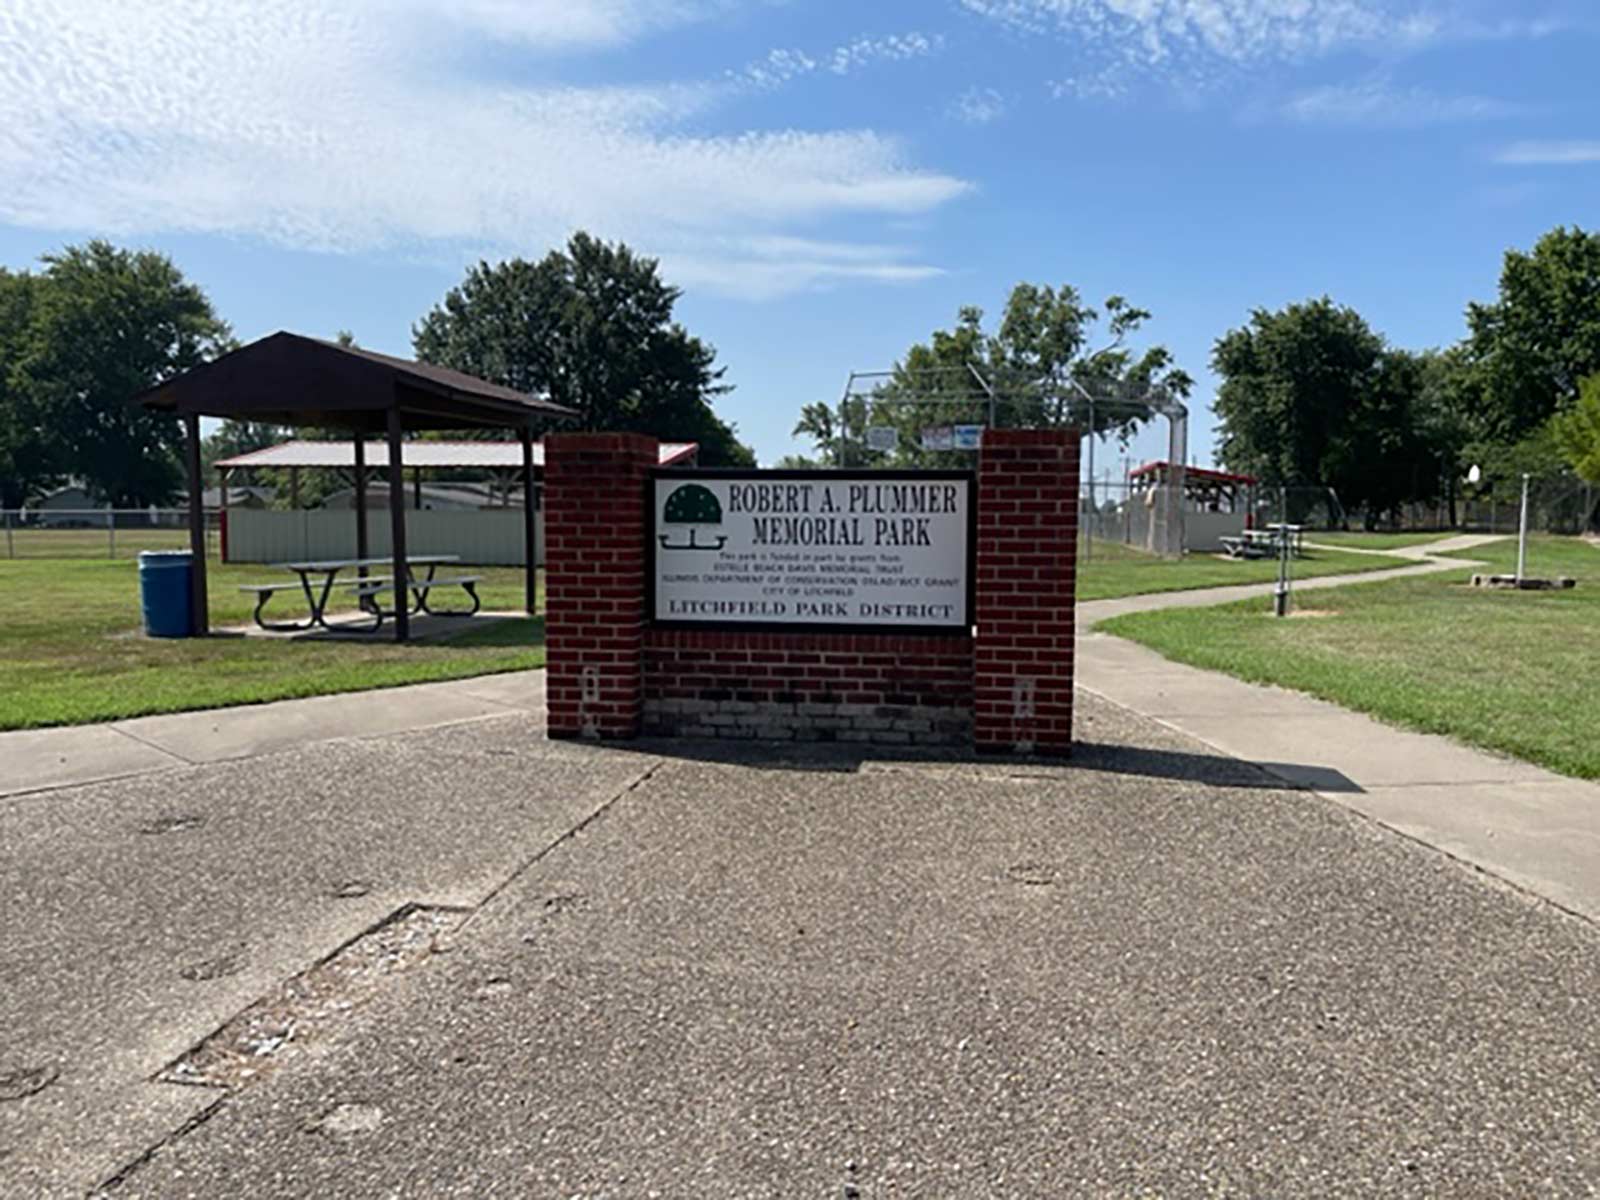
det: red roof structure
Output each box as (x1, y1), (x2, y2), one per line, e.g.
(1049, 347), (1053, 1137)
(1128, 462), (1258, 487)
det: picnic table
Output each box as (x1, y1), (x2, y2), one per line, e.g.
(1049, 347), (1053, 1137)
(239, 555), (482, 633)
(1219, 526), (1306, 560)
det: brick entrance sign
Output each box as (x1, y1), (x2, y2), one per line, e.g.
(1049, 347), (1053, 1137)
(544, 429), (1079, 755)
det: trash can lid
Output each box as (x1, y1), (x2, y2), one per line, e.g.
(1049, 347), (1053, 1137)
(138, 550), (194, 562)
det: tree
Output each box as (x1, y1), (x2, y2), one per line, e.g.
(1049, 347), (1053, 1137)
(7, 242), (232, 506)
(813, 284), (1191, 468)
(1466, 225), (1600, 444)
(1214, 298), (1383, 488)
(413, 233), (753, 465)
(1212, 298), (1454, 525)
(1553, 373), (1600, 486)
(0, 269), (50, 508)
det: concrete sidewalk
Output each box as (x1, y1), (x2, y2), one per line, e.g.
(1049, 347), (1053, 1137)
(1077, 533), (1600, 926)
(0, 670), (546, 798)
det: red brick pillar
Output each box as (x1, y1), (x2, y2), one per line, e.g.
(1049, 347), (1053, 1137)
(974, 428), (1080, 755)
(544, 433), (658, 739)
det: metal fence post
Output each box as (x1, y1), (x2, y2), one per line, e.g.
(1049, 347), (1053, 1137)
(107, 504), (116, 558)
(3, 509), (12, 559)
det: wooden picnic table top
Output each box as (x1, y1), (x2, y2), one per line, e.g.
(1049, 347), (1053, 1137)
(280, 554), (460, 573)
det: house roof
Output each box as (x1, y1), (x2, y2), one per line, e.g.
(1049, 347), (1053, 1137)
(215, 439), (699, 470)
(138, 331), (576, 432)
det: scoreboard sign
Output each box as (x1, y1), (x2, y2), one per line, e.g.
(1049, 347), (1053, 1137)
(649, 470), (973, 632)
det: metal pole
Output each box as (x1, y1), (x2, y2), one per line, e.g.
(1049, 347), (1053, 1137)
(107, 503), (115, 559)
(1085, 394), (1096, 562)
(1274, 486), (1291, 617)
(1516, 472), (1530, 583)
(353, 434), (369, 578)
(520, 425), (537, 615)
(184, 413), (210, 635)
(386, 406), (409, 643)
(4, 509), (12, 559)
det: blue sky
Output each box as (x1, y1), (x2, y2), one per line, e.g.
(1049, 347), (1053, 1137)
(1, 0), (1595, 474)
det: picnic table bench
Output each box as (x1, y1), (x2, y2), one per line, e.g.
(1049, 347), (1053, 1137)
(237, 555), (480, 632)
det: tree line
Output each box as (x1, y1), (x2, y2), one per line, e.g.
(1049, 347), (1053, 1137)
(0, 233), (753, 510)
(785, 224), (1600, 530)
(1212, 225), (1600, 525)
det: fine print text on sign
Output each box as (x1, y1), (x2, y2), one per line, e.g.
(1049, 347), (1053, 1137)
(652, 472), (971, 630)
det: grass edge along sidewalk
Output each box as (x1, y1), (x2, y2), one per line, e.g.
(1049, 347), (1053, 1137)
(1097, 536), (1600, 782)
(0, 559), (545, 732)
(1076, 541), (1410, 602)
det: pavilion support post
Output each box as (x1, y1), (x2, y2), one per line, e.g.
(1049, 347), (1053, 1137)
(183, 413), (209, 636)
(413, 467), (422, 510)
(353, 435), (369, 578)
(520, 425), (537, 614)
(290, 467), (301, 509)
(386, 407), (410, 644)
(219, 467), (230, 564)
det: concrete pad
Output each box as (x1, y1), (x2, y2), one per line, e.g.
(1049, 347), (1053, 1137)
(0, 1079), (219, 1196)
(106, 699), (1600, 1198)
(0, 724), (184, 798)
(0, 720), (658, 1195)
(1339, 780), (1600, 923)
(111, 678), (519, 764)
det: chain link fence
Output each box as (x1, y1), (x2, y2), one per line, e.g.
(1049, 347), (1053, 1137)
(1, 509), (222, 559)
(1331, 478), (1596, 536)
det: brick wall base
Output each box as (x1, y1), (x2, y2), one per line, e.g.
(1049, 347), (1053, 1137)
(643, 698), (971, 744)
(642, 628), (972, 745)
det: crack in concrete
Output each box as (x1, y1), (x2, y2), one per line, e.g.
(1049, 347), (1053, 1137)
(90, 757), (664, 1194)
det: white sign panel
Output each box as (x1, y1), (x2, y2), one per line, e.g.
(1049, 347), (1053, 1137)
(653, 473), (971, 629)
(866, 425), (899, 452)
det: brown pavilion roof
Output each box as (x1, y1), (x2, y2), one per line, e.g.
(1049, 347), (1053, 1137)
(138, 331), (575, 432)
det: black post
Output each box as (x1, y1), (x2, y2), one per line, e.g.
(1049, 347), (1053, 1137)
(353, 434), (369, 578)
(520, 425), (537, 614)
(413, 467), (422, 510)
(386, 406), (409, 643)
(184, 413), (209, 635)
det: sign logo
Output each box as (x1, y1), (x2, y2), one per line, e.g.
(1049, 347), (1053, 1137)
(659, 483), (728, 551)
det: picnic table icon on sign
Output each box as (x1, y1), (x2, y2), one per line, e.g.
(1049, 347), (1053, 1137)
(659, 483), (728, 552)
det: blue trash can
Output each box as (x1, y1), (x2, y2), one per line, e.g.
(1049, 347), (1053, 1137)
(139, 550), (194, 638)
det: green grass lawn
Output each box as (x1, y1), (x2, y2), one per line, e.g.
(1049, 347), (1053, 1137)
(1299, 530), (1454, 550)
(1099, 536), (1600, 780)
(0, 558), (545, 731)
(1076, 539), (1410, 602)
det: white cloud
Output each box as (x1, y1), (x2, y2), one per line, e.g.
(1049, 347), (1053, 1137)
(730, 31), (943, 90)
(1494, 141), (1600, 166)
(828, 33), (943, 75)
(950, 87), (1009, 125)
(411, 0), (730, 50)
(0, 1), (970, 297)
(1281, 81), (1528, 127)
(960, 0), (1568, 92)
